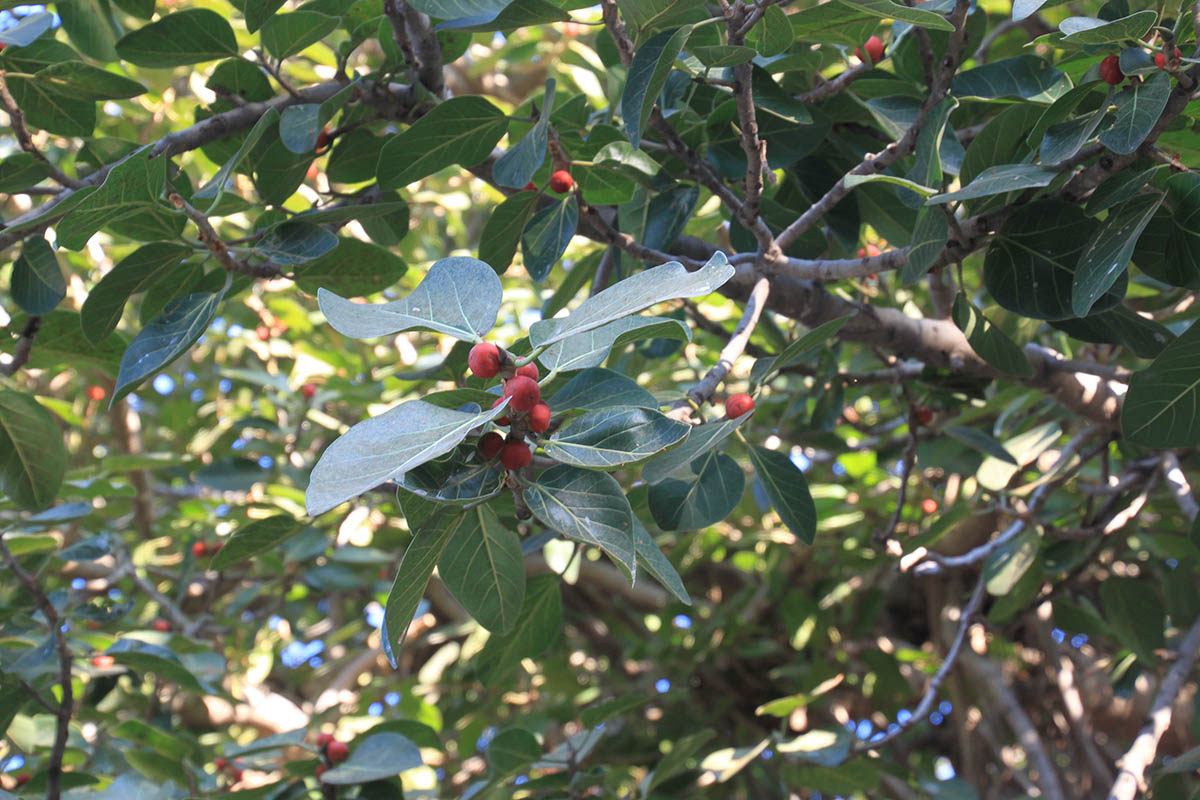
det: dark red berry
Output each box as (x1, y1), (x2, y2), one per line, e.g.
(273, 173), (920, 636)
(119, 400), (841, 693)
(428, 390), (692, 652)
(87, 385), (107, 401)
(515, 363), (539, 381)
(256, 326), (271, 341)
(549, 170), (573, 193)
(326, 740), (349, 764)
(915, 406), (934, 426)
(192, 541), (207, 558)
(317, 732), (334, 748)
(16, 773), (30, 787)
(302, 383), (317, 399)
(922, 498), (938, 514)
(725, 393), (755, 418)
(152, 619), (169, 632)
(316, 764), (327, 779)
(478, 431), (505, 459)
(214, 759), (228, 769)
(528, 403), (551, 433)
(1099, 55), (1123, 85)
(1155, 51), (1166, 68)
(500, 440), (532, 470)
(504, 376), (541, 412)
(469, 342), (501, 379)
(863, 35), (884, 63)
(315, 128), (332, 153)
(491, 397), (510, 426)
(523, 181), (537, 191)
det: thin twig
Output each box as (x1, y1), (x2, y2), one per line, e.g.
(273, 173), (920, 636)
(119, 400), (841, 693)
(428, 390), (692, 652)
(168, 190), (282, 278)
(686, 276), (770, 406)
(0, 72), (84, 189)
(0, 315), (41, 376)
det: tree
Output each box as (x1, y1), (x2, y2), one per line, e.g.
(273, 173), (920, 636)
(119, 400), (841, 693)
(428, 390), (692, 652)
(1, 0), (1200, 797)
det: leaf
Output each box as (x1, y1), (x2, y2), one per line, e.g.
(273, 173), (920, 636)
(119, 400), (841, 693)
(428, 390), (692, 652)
(632, 519), (690, 605)
(408, 0), (512, 17)
(944, 426), (1018, 465)
(525, 464), (637, 575)
(318, 257), (501, 341)
(380, 501), (460, 666)
(691, 44), (756, 68)
(105, 639), (216, 694)
(950, 293), (1033, 378)
(1122, 319), (1200, 448)
(1059, 11), (1156, 44)
(115, 9), (238, 67)
(244, 0), (288, 33)
(1071, 192), (1164, 317)
(951, 55), (1070, 103)
(80, 243), (192, 344)
(521, 194), (578, 282)
(377, 96), (509, 189)
(0, 11), (53, 46)
(320, 733), (423, 785)
(278, 103), (321, 154)
(210, 516), (304, 569)
(750, 5), (792, 56)
(34, 62), (145, 101)
(475, 574), (561, 682)
(641, 730), (716, 794)
(1051, 306), (1173, 360)
(616, 0), (705, 39)
(0, 389), (67, 511)
(438, 504), (525, 633)
(397, 447), (506, 505)
(1098, 71), (1171, 155)
(261, 11), (339, 60)
(254, 221), (339, 264)
(305, 398), (511, 516)
(622, 26), (692, 147)
(0, 153), (52, 193)
(479, 189), (540, 273)
(1100, 578), (1164, 662)
(976, 422), (1061, 492)
(643, 184), (699, 251)
(641, 412), (750, 484)
(294, 238), (407, 297)
(193, 107), (279, 212)
(927, 165), (1059, 205)
(843, 173), (937, 198)
(435, 0), (570, 32)
(899, 207), (949, 285)
(56, 147), (166, 250)
(528, 253), (733, 349)
(548, 367), (658, 413)
(494, 79), (555, 188)
(648, 450), (745, 531)
(487, 728), (541, 779)
(114, 290), (224, 404)
(544, 407), (690, 469)
(839, 0), (954, 30)
(1039, 100), (1108, 165)
(538, 315), (691, 373)
(1133, 172), (1200, 289)
(751, 316), (852, 384)
(57, 0), (120, 61)
(984, 200), (1123, 321)
(12, 237), (65, 315)
(748, 446), (816, 545)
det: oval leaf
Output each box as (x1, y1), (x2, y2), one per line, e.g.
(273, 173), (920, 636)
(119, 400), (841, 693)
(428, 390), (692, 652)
(543, 406), (690, 469)
(438, 504), (526, 633)
(748, 445), (816, 545)
(115, 9), (238, 67)
(525, 464), (637, 575)
(1122, 318), (1200, 448)
(0, 389), (68, 511)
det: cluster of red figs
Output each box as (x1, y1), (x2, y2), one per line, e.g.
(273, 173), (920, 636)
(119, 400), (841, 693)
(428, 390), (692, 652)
(314, 732), (349, 781)
(1101, 44), (1182, 86)
(469, 342), (550, 471)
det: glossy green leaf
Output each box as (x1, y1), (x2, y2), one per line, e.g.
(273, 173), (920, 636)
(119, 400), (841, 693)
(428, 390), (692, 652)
(377, 96), (509, 189)
(278, 103), (321, 154)
(928, 165), (1058, 205)
(1098, 71), (1171, 155)
(193, 107), (279, 212)
(749, 445), (816, 545)
(622, 26), (692, 147)
(294, 238), (407, 297)
(525, 464), (637, 574)
(1122, 319), (1200, 448)
(0, 389), (67, 511)
(34, 61), (145, 101)
(840, 0), (954, 30)
(750, 5), (792, 56)
(899, 207), (948, 285)
(320, 733), (423, 784)
(475, 574), (561, 682)
(548, 367), (658, 413)
(1100, 578), (1164, 662)
(209, 516), (305, 570)
(648, 450), (744, 531)
(12, 237), (65, 315)
(397, 448), (506, 505)
(479, 189), (540, 273)
(1133, 172), (1200, 289)
(438, 504), (525, 633)
(641, 411), (750, 485)
(632, 519), (690, 605)
(1039, 101), (1108, 165)
(951, 55), (1070, 103)
(57, 147), (166, 250)
(80, 243), (191, 344)
(495, 79), (555, 188)
(521, 194), (577, 282)
(254, 221), (339, 264)
(435, 0), (570, 32)
(538, 315), (691, 373)
(115, 9), (238, 67)
(3, 76), (96, 137)
(1071, 192), (1164, 317)
(751, 316), (852, 384)
(0, 154), (52, 193)
(114, 289), (225, 405)
(544, 406), (689, 469)
(1058, 11), (1155, 44)
(408, 0), (512, 17)
(950, 293), (1033, 378)
(261, 11), (339, 60)
(244, 0), (288, 33)
(691, 44), (756, 68)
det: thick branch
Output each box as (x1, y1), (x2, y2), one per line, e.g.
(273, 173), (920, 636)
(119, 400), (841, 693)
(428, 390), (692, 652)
(384, 0), (445, 96)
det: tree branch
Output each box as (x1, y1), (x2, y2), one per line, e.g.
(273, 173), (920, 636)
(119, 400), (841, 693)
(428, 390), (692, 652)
(383, 0), (445, 96)
(0, 314), (41, 376)
(686, 276), (770, 406)
(0, 71), (84, 189)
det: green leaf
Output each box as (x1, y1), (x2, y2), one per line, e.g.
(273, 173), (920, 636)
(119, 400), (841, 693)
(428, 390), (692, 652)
(843, 173), (937, 198)
(325, 128), (384, 183)
(475, 574), (561, 682)
(548, 367), (658, 413)
(641, 411), (750, 484)
(244, 0), (288, 33)
(3, 75), (96, 137)
(641, 730), (716, 794)
(1050, 305), (1174, 360)
(12, 237), (65, 315)
(408, 0), (512, 17)
(648, 450), (744, 531)
(0, 153), (52, 193)
(479, 189), (540, 273)
(105, 640), (216, 694)
(751, 316), (852, 384)
(899, 207), (948, 285)
(5, 311), (125, 378)
(525, 464), (637, 575)
(632, 519), (690, 605)
(749, 5), (792, 56)
(209, 516), (304, 569)
(115, 9), (238, 67)
(0, 389), (67, 511)
(839, 0), (954, 30)
(381, 501), (460, 666)
(0, 10), (53, 46)
(692, 44), (756, 68)
(984, 200), (1124, 321)
(1100, 578), (1164, 662)
(397, 447), (506, 505)
(927, 165), (1059, 205)
(961, 103), (1043, 187)
(944, 425), (1018, 465)
(261, 11), (339, 60)
(438, 504), (525, 634)
(34, 61), (145, 101)
(521, 194), (578, 282)
(294, 238), (407, 297)
(748, 445), (816, 545)
(254, 221), (339, 264)
(486, 728), (541, 779)
(56, 147), (167, 250)
(1098, 71), (1171, 155)
(1039, 100), (1108, 165)
(616, 0), (705, 40)
(976, 421), (1060, 492)
(1071, 192), (1164, 317)
(112, 719), (189, 760)
(1133, 172), (1200, 289)
(305, 397), (511, 516)
(544, 406), (690, 469)
(594, 141), (663, 179)
(278, 103), (321, 154)
(495, 79), (555, 188)
(1059, 11), (1156, 44)
(57, 0), (120, 61)
(538, 315), (691, 373)
(1122, 319), (1200, 448)
(318, 256), (500, 341)
(950, 293), (1033, 378)
(80, 243), (192, 345)
(529, 253), (733, 349)
(320, 733), (423, 785)
(435, 0), (570, 32)
(114, 289), (225, 405)
(193, 107), (279, 212)
(622, 26), (692, 147)
(951, 55), (1070, 103)
(377, 96), (509, 189)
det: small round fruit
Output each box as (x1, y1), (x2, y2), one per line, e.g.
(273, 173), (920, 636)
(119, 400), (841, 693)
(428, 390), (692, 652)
(1155, 51), (1166, 68)
(326, 740), (350, 764)
(315, 127), (332, 153)
(230, 768), (244, 781)
(725, 393), (755, 418)
(863, 35), (884, 63)
(92, 654), (115, 669)
(515, 362), (540, 381)
(915, 406), (934, 426)
(503, 375), (541, 412)
(192, 541), (207, 558)
(152, 619), (170, 632)
(301, 383), (317, 399)
(317, 732), (334, 748)
(500, 440), (532, 470)
(1099, 55), (1123, 85)
(87, 385), (107, 401)
(316, 764), (327, 780)
(523, 181), (537, 192)
(857, 247), (866, 258)
(549, 169), (574, 193)
(528, 403), (551, 433)
(469, 342), (502, 379)
(214, 759), (228, 770)
(478, 431), (505, 459)
(491, 397), (510, 426)
(16, 773), (30, 787)
(256, 326), (271, 341)
(922, 498), (938, 514)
